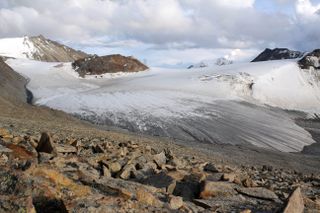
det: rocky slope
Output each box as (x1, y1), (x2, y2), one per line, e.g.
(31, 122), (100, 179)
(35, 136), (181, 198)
(0, 58), (29, 105)
(252, 48), (303, 62)
(72, 54), (149, 77)
(1, 128), (319, 212)
(298, 49), (320, 70)
(0, 35), (88, 62)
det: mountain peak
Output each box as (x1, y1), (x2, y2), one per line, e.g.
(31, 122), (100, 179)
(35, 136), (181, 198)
(0, 35), (88, 62)
(251, 48), (303, 62)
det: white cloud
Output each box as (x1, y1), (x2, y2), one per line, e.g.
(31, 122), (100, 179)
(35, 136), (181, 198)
(296, 0), (320, 16)
(0, 0), (319, 66)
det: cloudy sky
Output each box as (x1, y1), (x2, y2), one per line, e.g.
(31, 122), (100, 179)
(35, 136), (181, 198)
(0, 0), (320, 67)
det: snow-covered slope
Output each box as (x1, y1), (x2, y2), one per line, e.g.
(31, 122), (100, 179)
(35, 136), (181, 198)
(0, 35), (88, 62)
(7, 58), (320, 152)
(0, 37), (36, 59)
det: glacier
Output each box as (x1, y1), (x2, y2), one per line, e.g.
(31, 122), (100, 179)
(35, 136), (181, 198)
(7, 58), (320, 152)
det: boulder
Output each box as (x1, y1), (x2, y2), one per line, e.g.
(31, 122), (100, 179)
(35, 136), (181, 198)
(12, 136), (24, 144)
(102, 166), (111, 178)
(119, 164), (135, 180)
(153, 151), (167, 168)
(222, 173), (236, 182)
(36, 132), (56, 154)
(242, 178), (258, 188)
(283, 187), (304, 213)
(136, 187), (162, 207)
(108, 162), (122, 174)
(141, 172), (176, 194)
(169, 195), (184, 210)
(236, 187), (278, 201)
(203, 163), (219, 173)
(199, 181), (237, 199)
(0, 128), (10, 137)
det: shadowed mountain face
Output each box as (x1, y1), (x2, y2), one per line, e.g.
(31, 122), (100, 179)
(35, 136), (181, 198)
(72, 54), (149, 77)
(252, 48), (303, 62)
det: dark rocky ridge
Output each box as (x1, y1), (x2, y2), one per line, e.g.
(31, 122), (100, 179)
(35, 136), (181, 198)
(252, 48), (303, 62)
(72, 54), (149, 77)
(28, 35), (89, 62)
(298, 49), (320, 70)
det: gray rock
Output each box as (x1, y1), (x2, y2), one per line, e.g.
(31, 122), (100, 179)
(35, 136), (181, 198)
(204, 163), (219, 173)
(236, 187), (278, 201)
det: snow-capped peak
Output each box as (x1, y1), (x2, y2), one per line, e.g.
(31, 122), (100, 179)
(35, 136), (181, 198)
(0, 35), (88, 62)
(187, 57), (233, 69)
(0, 36), (37, 59)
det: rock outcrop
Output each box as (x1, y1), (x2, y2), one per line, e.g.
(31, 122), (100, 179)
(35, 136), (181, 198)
(298, 49), (320, 70)
(252, 48), (303, 62)
(72, 54), (149, 77)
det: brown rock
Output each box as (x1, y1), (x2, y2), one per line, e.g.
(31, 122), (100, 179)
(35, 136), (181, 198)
(108, 162), (122, 174)
(222, 173), (236, 182)
(169, 196), (184, 210)
(36, 132), (56, 154)
(119, 188), (133, 200)
(72, 54), (149, 77)
(0, 128), (10, 137)
(55, 144), (77, 154)
(242, 178), (257, 188)
(12, 136), (24, 144)
(119, 164), (135, 180)
(167, 170), (188, 181)
(136, 187), (162, 207)
(102, 166), (111, 178)
(240, 210), (252, 213)
(283, 187), (304, 213)
(153, 151), (167, 167)
(200, 181), (237, 199)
